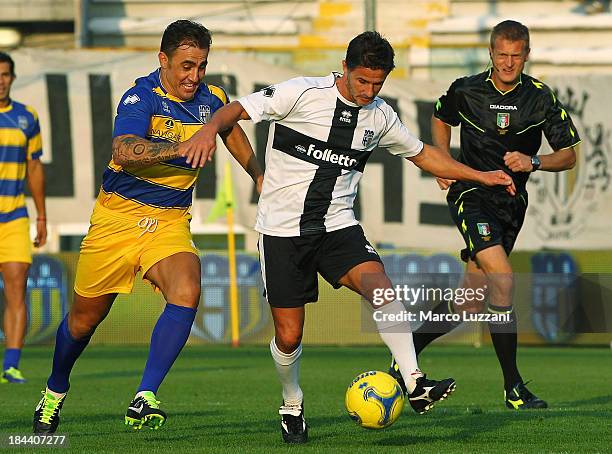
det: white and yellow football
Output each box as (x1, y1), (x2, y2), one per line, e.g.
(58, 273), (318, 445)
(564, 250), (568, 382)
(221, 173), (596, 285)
(345, 370), (405, 429)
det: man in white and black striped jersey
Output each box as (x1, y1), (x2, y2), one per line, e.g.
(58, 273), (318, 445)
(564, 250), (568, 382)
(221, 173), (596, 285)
(183, 31), (516, 443)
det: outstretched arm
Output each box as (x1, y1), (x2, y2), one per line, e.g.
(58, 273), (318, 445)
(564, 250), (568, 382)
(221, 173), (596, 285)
(112, 134), (182, 167)
(220, 123), (264, 194)
(183, 101), (252, 169)
(409, 144), (516, 194)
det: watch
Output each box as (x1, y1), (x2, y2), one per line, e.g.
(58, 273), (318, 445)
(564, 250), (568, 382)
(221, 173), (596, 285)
(531, 155), (541, 171)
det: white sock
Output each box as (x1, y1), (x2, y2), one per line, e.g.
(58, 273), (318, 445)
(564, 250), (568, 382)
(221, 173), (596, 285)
(374, 300), (422, 393)
(270, 337), (303, 406)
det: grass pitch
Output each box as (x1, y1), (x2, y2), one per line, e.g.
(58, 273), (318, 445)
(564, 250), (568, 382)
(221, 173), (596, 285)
(1, 345), (611, 453)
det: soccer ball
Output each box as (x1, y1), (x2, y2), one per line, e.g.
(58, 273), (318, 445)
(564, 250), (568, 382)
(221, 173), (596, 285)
(345, 370), (405, 429)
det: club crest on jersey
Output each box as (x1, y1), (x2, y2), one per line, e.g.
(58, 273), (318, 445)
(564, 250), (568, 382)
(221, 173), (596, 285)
(477, 223), (491, 236)
(340, 110), (352, 123)
(362, 129), (374, 146)
(162, 100), (171, 114)
(199, 104), (210, 123)
(18, 115), (28, 130)
(497, 112), (510, 129)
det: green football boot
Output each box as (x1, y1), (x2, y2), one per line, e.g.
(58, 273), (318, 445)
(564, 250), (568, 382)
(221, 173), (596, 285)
(125, 391), (167, 430)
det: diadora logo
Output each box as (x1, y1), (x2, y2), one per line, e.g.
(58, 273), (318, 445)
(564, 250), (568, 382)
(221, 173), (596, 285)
(365, 244), (378, 255)
(164, 119), (174, 129)
(490, 104), (517, 110)
(340, 110), (352, 123)
(302, 143), (357, 167)
(123, 94), (140, 105)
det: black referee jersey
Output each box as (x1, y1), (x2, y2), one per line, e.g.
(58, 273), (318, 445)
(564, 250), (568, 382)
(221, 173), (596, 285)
(434, 69), (581, 192)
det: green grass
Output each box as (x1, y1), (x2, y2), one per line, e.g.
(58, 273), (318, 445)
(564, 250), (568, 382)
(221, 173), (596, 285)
(2, 345), (611, 453)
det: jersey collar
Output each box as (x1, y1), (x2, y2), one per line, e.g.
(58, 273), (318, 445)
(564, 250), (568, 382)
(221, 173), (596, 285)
(485, 68), (522, 96)
(0, 99), (13, 113)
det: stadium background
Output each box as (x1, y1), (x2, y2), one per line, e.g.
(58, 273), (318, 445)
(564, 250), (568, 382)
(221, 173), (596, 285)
(0, 0), (611, 348)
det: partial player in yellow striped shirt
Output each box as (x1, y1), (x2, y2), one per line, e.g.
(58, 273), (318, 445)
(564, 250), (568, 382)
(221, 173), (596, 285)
(0, 51), (47, 385)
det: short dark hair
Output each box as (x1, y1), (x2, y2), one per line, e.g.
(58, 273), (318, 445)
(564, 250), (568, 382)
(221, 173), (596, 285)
(160, 20), (212, 56)
(490, 20), (530, 52)
(0, 52), (15, 76)
(345, 31), (395, 73)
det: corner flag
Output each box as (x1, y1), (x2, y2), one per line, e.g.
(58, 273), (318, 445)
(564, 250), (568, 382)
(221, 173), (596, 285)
(206, 162), (240, 347)
(207, 162), (235, 222)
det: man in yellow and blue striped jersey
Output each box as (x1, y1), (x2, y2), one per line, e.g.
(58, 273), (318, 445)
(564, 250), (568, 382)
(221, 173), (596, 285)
(32, 20), (263, 434)
(0, 52), (47, 385)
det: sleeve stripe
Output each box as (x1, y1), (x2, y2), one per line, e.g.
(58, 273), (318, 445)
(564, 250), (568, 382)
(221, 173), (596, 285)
(208, 85), (228, 105)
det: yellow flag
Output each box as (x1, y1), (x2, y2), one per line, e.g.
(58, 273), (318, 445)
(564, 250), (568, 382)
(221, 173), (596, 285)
(206, 162), (235, 222)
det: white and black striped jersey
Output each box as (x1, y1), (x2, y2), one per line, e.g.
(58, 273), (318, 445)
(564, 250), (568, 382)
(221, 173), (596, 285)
(238, 73), (423, 237)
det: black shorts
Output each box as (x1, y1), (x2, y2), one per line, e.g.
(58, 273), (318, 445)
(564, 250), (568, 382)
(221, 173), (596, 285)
(257, 225), (382, 308)
(447, 183), (528, 263)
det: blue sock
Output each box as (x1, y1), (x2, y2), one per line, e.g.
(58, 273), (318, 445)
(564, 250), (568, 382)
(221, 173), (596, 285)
(3, 348), (21, 370)
(137, 303), (196, 394)
(46, 316), (91, 393)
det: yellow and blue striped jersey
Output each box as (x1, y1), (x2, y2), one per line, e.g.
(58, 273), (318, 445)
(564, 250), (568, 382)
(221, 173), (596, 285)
(0, 100), (42, 223)
(101, 69), (229, 219)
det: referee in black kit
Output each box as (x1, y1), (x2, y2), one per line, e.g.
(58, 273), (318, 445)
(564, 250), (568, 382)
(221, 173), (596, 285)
(391, 20), (581, 410)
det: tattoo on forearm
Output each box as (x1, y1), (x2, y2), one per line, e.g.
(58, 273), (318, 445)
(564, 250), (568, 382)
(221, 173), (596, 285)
(112, 136), (180, 167)
(133, 143), (145, 156)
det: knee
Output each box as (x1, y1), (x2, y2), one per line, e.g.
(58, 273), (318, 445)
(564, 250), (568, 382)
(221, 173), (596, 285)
(169, 281), (201, 309)
(275, 328), (302, 353)
(67, 311), (98, 339)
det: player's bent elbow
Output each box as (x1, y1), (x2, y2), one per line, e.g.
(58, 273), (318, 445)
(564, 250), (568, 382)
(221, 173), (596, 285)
(112, 152), (126, 166)
(111, 137), (127, 166)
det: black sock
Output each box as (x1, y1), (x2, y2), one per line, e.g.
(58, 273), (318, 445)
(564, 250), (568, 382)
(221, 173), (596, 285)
(488, 304), (522, 392)
(413, 300), (461, 356)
